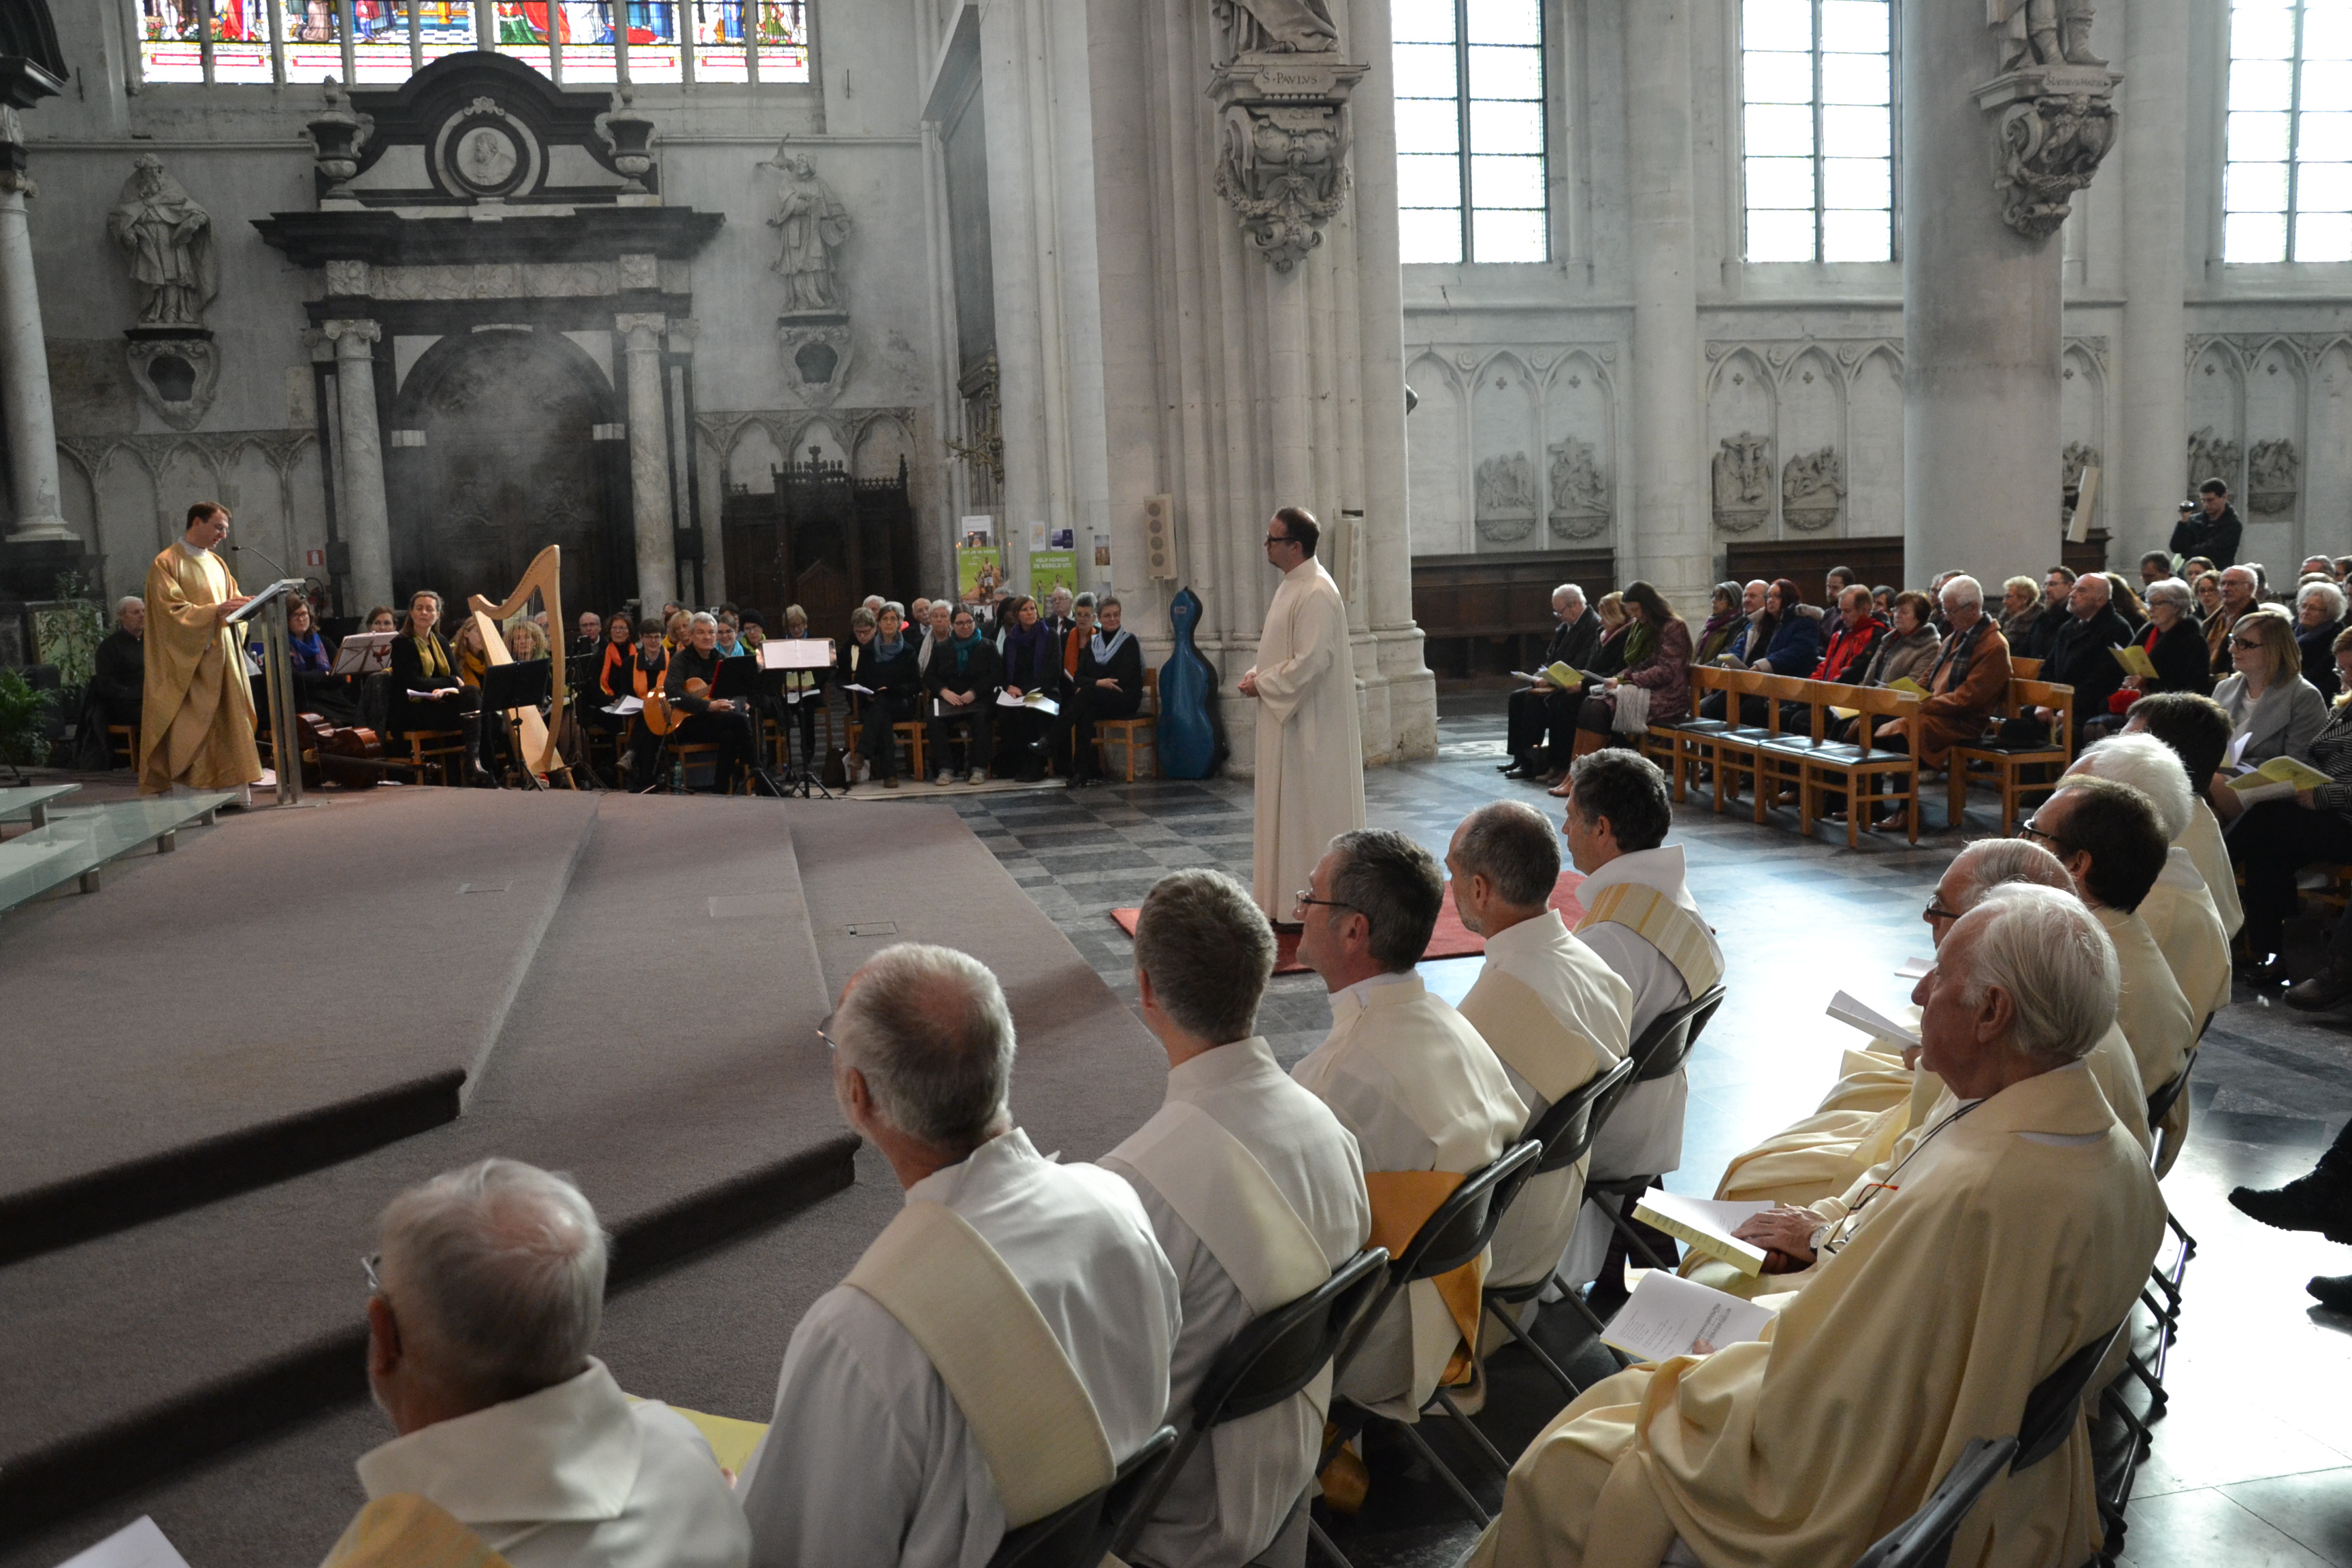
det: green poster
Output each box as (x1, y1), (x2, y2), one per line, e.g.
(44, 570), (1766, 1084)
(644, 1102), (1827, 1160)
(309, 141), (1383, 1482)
(1030, 551), (1077, 599)
(958, 546), (1003, 602)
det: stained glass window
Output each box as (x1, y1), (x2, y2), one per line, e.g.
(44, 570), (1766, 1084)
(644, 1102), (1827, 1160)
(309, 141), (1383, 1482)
(1393, 0), (1549, 265)
(136, 2), (809, 87)
(2223, 0), (2352, 262)
(1740, 0), (1894, 263)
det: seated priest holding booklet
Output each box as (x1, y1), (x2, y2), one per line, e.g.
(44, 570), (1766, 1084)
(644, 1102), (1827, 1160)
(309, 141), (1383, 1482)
(1288, 831), (1526, 1433)
(1468, 885), (2166, 1568)
(327, 1159), (749, 1568)
(1442, 800), (1633, 1307)
(736, 943), (1179, 1566)
(1100, 869), (1372, 1568)
(1703, 840), (2150, 1300)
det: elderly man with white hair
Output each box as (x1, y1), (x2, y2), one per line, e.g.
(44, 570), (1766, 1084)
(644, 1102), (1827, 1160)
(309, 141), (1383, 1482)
(738, 943), (1179, 1567)
(333, 1159), (749, 1568)
(1469, 885), (2166, 1568)
(1101, 870), (1371, 1568)
(1869, 574), (2011, 832)
(2065, 734), (2232, 1019)
(1711, 838), (2150, 1228)
(1501, 584), (1599, 781)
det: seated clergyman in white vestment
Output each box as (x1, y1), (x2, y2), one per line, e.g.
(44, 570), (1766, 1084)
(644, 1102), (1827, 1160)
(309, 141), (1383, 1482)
(329, 1159), (749, 1568)
(1469, 886), (2167, 1568)
(1288, 830), (1526, 1422)
(2065, 734), (2234, 1019)
(1714, 841), (2152, 1301)
(1443, 801), (1632, 1297)
(2027, 777), (2200, 1167)
(1100, 870), (1373, 1568)
(736, 944), (1180, 1568)
(1554, 750), (1723, 1301)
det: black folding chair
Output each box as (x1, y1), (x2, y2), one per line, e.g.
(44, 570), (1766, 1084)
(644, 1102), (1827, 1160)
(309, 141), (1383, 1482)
(1108, 1247), (1389, 1560)
(1318, 1139), (1543, 1536)
(1849, 1436), (2020, 1568)
(1481, 1056), (1639, 1398)
(1582, 985), (1730, 1300)
(984, 1423), (1177, 1568)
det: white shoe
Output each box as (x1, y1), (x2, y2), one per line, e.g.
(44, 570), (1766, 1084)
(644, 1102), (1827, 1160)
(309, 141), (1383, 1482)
(967, 768), (987, 785)
(934, 771), (952, 786)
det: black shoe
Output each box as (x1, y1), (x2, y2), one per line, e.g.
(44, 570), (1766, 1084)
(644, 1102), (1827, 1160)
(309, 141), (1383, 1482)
(1497, 759), (1524, 775)
(2253, 952), (2294, 987)
(2287, 958), (2352, 1013)
(2310, 1275), (2352, 1310)
(2230, 1170), (2352, 1243)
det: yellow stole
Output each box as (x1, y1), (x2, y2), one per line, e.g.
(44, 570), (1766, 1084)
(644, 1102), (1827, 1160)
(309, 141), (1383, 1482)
(1456, 969), (1607, 1108)
(845, 1199), (1116, 1527)
(1362, 1171), (1482, 1386)
(321, 1494), (510, 1568)
(1575, 881), (1723, 996)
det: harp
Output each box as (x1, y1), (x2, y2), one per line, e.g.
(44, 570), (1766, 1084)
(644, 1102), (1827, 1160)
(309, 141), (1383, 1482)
(467, 545), (572, 784)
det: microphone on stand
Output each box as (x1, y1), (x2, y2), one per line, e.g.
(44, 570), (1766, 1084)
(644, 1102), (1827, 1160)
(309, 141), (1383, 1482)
(230, 540), (294, 582)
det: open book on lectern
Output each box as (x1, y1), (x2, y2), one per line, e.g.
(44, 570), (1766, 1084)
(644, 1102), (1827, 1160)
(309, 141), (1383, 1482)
(223, 578), (308, 625)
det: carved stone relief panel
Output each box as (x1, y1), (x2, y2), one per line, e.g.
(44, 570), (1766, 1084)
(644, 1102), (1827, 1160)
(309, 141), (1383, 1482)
(1475, 452), (1536, 543)
(1712, 434), (1774, 533)
(2187, 427), (2242, 496)
(1780, 448), (1844, 532)
(2249, 438), (2300, 516)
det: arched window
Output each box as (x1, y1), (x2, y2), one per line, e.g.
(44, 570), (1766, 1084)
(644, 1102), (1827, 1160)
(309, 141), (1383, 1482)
(1392, 0), (1549, 265)
(136, 1), (810, 88)
(2223, 0), (2352, 263)
(1740, 0), (1894, 263)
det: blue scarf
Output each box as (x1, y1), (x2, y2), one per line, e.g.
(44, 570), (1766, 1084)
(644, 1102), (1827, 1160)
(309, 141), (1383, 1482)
(289, 629), (329, 674)
(877, 632), (905, 659)
(1088, 626), (1132, 665)
(951, 630), (979, 675)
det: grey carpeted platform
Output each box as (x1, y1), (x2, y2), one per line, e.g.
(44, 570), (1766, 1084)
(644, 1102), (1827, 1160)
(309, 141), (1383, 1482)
(0, 794), (1169, 1565)
(0, 790), (599, 1259)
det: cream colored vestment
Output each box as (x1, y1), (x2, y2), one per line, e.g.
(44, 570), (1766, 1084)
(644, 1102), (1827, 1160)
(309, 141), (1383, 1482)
(139, 540), (261, 794)
(1247, 555), (1366, 920)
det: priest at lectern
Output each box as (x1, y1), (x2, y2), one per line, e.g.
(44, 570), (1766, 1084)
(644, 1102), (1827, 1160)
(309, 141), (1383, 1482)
(139, 500), (263, 798)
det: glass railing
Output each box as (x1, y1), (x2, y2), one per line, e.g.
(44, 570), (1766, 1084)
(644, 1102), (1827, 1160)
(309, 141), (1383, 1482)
(0, 794), (238, 913)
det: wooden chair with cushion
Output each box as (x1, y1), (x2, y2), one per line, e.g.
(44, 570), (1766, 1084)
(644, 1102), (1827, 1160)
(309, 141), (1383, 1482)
(1643, 664), (1727, 801)
(2010, 656), (2042, 681)
(105, 724), (138, 769)
(1757, 683), (1925, 846)
(1947, 677), (2074, 835)
(405, 729), (468, 787)
(845, 717), (925, 781)
(1699, 668), (1792, 821)
(1093, 669), (1159, 782)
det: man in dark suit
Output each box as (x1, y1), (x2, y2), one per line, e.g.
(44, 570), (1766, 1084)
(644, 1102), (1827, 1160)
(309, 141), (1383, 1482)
(2170, 479), (2243, 570)
(2034, 569), (2133, 747)
(1501, 584), (1601, 780)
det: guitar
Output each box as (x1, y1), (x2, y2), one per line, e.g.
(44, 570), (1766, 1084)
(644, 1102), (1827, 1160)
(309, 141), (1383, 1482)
(640, 676), (710, 737)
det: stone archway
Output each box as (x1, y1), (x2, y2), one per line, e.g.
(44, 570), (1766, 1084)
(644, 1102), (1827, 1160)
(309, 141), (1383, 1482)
(387, 329), (627, 615)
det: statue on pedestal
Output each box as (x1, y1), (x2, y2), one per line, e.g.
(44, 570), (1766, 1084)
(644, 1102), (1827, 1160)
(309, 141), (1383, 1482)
(1991, 0), (2105, 71)
(762, 150), (852, 314)
(108, 155), (216, 329)
(1214, 0), (1339, 57)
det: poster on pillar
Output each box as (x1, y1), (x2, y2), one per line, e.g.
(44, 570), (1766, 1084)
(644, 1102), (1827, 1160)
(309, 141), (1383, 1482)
(1030, 527), (1077, 600)
(957, 514), (1001, 604)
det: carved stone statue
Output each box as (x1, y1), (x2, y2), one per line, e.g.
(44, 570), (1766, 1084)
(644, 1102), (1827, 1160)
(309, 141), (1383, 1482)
(761, 150), (852, 314)
(1547, 438), (1610, 540)
(2061, 440), (2101, 492)
(2187, 427), (2242, 497)
(1213, 0), (1339, 58)
(1781, 446), (1845, 532)
(1475, 452), (1536, 543)
(1993, 0), (2104, 72)
(107, 155), (218, 329)
(1712, 433), (1774, 532)
(2248, 438), (2300, 515)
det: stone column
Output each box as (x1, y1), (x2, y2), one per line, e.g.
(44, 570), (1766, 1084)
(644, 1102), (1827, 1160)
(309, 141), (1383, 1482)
(2119, 0), (2190, 562)
(323, 319), (393, 610)
(0, 122), (67, 544)
(1901, 6), (2117, 589)
(1624, 0), (1705, 609)
(616, 313), (677, 610)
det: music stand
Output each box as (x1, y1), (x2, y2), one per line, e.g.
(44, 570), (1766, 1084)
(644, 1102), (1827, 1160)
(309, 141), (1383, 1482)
(478, 659), (553, 791)
(754, 640), (837, 798)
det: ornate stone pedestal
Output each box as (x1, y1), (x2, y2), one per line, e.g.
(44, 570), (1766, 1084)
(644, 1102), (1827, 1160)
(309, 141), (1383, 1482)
(124, 327), (219, 432)
(1973, 63), (2122, 239)
(777, 311), (853, 406)
(1208, 52), (1367, 272)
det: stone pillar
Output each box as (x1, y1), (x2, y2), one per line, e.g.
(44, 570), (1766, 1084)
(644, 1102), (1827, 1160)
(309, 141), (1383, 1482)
(616, 313), (677, 610)
(1901, 5), (2117, 589)
(1624, 0), (1705, 609)
(323, 319), (393, 611)
(0, 125), (67, 544)
(2119, 0), (2190, 562)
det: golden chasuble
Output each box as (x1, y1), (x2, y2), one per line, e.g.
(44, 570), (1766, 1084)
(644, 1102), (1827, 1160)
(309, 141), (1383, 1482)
(138, 542), (261, 794)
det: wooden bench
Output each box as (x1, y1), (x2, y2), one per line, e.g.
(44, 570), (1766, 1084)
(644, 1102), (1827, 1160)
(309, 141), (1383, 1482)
(1947, 677), (2075, 834)
(1754, 681), (1925, 846)
(1094, 669), (1159, 782)
(1642, 666), (1785, 813)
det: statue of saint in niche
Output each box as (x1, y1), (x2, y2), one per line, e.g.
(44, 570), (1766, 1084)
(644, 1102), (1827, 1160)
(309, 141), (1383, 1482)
(108, 155), (218, 330)
(762, 150), (853, 314)
(1215, 0), (1339, 55)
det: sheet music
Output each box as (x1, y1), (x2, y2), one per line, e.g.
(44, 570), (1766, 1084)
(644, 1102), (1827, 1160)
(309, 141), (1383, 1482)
(52, 1517), (195, 1568)
(330, 631), (396, 676)
(604, 696), (644, 715)
(1601, 1271), (1775, 1363)
(1827, 989), (1921, 1049)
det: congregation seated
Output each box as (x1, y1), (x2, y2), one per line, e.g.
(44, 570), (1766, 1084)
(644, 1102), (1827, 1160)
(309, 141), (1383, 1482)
(389, 592), (482, 781)
(285, 596), (364, 727)
(2025, 775), (2199, 1156)
(2211, 607), (2325, 789)
(572, 609), (603, 660)
(1444, 801), (1632, 1297)
(1561, 581), (1690, 782)
(1064, 595), (1144, 787)
(924, 602), (1000, 786)
(1584, 591), (1631, 680)
(1100, 870), (1371, 1568)
(846, 604), (923, 790)
(1469, 885), (2166, 1568)
(2300, 580), (2349, 700)
(1856, 588), (1940, 690)
(1996, 572), (2045, 653)
(1288, 829), (1524, 1421)
(2221, 626), (2352, 993)
(2063, 734), (2233, 1022)
(451, 614), (491, 691)
(338, 1158), (749, 1568)
(996, 593), (1063, 783)
(1808, 582), (1885, 686)
(584, 610), (636, 735)
(2121, 689), (2245, 938)
(2106, 572), (2151, 634)
(772, 603), (826, 767)
(1711, 840), (2151, 1292)
(2034, 568), (2132, 747)
(1501, 583), (1599, 783)
(2204, 564), (2262, 675)
(1864, 575), (2008, 832)
(1691, 581), (1742, 668)
(91, 594), (146, 732)
(736, 944), (1178, 1564)
(1556, 749), (1721, 1306)
(630, 611), (758, 793)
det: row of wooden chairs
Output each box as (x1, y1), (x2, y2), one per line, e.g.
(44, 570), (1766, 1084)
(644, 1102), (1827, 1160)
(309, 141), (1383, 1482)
(845, 670), (1164, 784)
(1643, 664), (2080, 840)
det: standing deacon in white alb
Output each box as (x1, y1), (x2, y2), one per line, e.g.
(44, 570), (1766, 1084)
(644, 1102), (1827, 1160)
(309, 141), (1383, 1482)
(1444, 801), (1633, 1298)
(1289, 831), (1525, 1424)
(1241, 506), (1367, 924)
(737, 944), (1179, 1568)
(1102, 869), (1373, 1568)
(1554, 749), (1722, 1303)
